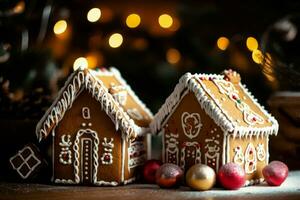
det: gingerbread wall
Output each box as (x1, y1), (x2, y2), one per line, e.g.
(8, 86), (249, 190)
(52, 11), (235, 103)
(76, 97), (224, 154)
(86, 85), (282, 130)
(123, 136), (147, 182)
(163, 92), (224, 172)
(53, 90), (122, 184)
(227, 134), (268, 181)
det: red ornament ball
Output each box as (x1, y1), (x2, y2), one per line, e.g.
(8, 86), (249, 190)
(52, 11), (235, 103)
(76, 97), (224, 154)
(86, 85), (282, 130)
(262, 161), (288, 186)
(218, 163), (246, 190)
(155, 163), (183, 188)
(143, 159), (162, 184)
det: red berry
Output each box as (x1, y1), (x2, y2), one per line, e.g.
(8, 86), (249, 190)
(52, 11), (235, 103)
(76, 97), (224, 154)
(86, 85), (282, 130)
(262, 161), (288, 186)
(218, 163), (246, 190)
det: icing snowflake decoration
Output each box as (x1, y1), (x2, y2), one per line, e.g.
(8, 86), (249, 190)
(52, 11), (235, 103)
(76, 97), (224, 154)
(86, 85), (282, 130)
(181, 112), (202, 139)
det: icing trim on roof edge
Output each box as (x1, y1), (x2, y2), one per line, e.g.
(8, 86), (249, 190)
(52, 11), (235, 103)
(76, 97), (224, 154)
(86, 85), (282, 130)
(91, 67), (153, 119)
(150, 71), (279, 137)
(36, 67), (152, 141)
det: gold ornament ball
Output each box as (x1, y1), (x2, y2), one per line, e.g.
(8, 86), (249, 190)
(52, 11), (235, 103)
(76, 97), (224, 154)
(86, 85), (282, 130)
(186, 164), (216, 191)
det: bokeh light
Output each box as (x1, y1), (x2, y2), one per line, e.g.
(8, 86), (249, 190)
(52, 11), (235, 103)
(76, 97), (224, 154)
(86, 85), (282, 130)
(166, 48), (181, 64)
(87, 8), (101, 22)
(158, 14), (173, 29)
(73, 57), (88, 71)
(246, 37), (258, 51)
(217, 37), (230, 51)
(126, 13), (141, 28)
(108, 33), (123, 48)
(13, 1), (25, 14)
(53, 20), (67, 35)
(252, 49), (264, 64)
(86, 55), (98, 69)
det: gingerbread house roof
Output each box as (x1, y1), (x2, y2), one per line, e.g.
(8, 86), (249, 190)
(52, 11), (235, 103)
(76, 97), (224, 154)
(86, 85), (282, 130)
(150, 69), (278, 137)
(36, 67), (153, 141)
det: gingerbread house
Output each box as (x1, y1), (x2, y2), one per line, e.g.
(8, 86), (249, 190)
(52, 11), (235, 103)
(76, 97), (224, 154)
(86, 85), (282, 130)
(36, 67), (153, 186)
(150, 69), (278, 186)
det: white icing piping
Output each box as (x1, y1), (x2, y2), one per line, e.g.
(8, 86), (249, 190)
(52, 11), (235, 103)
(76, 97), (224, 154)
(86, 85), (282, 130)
(239, 83), (279, 136)
(150, 71), (279, 137)
(54, 178), (119, 186)
(54, 179), (76, 184)
(121, 135), (126, 182)
(123, 177), (136, 185)
(73, 129), (99, 184)
(36, 68), (151, 141)
(150, 73), (193, 133)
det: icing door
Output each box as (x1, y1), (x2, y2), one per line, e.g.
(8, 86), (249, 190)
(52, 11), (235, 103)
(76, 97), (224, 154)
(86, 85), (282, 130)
(81, 137), (93, 184)
(74, 129), (99, 184)
(180, 142), (201, 170)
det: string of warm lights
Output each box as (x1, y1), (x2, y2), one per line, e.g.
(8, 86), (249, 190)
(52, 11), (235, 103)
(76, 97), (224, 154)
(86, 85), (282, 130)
(51, 6), (273, 74)
(216, 37), (230, 51)
(51, 6), (178, 70)
(53, 20), (67, 35)
(215, 35), (275, 85)
(126, 13), (141, 28)
(216, 35), (266, 64)
(87, 8), (101, 22)
(158, 14), (173, 29)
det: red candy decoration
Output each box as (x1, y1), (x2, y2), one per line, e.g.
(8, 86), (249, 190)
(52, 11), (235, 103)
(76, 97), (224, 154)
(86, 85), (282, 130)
(262, 161), (289, 186)
(155, 163), (183, 188)
(218, 163), (246, 190)
(143, 159), (162, 184)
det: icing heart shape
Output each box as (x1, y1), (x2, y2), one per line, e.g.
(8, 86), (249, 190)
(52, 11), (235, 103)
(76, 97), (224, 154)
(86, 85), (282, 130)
(181, 112), (202, 139)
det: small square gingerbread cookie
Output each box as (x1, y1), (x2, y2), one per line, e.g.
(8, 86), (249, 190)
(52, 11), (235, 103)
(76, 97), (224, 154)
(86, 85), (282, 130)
(9, 143), (44, 180)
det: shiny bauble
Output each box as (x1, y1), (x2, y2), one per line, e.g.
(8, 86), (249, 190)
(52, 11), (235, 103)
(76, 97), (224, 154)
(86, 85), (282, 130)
(155, 163), (183, 188)
(143, 159), (162, 184)
(186, 164), (216, 191)
(218, 163), (246, 190)
(263, 161), (288, 186)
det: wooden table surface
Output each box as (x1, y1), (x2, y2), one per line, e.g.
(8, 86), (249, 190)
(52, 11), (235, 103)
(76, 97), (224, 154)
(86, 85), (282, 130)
(1, 171), (300, 200)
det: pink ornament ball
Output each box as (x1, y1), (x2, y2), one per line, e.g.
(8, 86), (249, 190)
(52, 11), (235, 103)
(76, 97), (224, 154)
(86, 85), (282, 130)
(262, 161), (288, 186)
(218, 162), (246, 190)
(143, 159), (162, 184)
(155, 163), (183, 188)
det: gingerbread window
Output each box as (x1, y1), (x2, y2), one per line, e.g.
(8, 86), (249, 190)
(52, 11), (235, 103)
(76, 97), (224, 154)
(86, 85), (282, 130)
(9, 146), (41, 179)
(82, 107), (90, 119)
